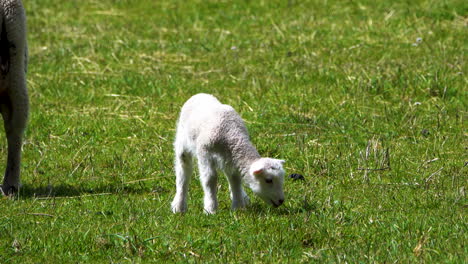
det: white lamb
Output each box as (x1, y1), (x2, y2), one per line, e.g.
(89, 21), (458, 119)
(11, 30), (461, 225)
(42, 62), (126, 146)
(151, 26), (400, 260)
(0, 0), (29, 195)
(171, 93), (285, 214)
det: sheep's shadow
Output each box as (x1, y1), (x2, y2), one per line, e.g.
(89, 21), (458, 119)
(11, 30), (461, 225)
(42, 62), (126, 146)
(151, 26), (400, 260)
(14, 183), (169, 199)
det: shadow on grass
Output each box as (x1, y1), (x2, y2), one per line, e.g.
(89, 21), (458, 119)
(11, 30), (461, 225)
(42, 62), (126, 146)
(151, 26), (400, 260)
(246, 201), (318, 216)
(16, 183), (169, 199)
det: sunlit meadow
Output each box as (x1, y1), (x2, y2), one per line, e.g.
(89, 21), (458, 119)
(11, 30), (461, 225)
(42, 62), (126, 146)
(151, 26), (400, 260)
(0, 0), (466, 262)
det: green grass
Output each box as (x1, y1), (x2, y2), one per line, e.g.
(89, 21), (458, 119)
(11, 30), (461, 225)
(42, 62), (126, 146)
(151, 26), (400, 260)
(1, 0), (466, 262)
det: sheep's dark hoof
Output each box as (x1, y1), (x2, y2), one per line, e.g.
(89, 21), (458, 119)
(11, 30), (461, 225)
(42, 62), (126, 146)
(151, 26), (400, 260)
(0, 184), (18, 196)
(289, 173), (305, 181)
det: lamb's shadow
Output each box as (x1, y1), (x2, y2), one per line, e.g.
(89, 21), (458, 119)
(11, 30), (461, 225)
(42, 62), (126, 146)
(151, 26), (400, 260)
(16, 183), (169, 199)
(245, 201), (317, 216)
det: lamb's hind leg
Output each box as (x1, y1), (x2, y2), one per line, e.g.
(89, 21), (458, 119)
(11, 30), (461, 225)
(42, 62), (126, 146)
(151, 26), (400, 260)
(197, 152), (218, 214)
(0, 92), (28, 196)
(171, 150), (193, 213)
(226, 171), (250, 210)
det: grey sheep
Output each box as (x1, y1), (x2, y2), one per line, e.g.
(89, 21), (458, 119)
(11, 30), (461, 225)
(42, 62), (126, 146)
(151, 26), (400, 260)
(0, 0), (28, 195)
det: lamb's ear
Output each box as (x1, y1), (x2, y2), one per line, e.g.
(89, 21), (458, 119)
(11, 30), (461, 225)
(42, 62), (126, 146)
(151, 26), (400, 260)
(251, 161), (265, 177)
(253, 169), (263, 176)
(278, 159), (286, 165)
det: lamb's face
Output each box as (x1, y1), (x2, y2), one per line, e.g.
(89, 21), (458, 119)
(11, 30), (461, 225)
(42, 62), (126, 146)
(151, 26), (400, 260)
(246, 158), (285, 207)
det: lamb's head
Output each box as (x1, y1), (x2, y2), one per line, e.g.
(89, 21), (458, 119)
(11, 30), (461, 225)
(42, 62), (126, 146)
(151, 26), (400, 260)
(245, 158), (285, 207)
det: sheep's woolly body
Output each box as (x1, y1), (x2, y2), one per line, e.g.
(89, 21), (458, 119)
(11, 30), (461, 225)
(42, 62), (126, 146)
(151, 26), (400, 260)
(172, 94), (285, 214)
(0, 0), (28, 195)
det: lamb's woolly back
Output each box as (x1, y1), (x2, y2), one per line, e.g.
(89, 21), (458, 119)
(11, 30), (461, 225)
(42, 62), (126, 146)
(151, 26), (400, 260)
(176, 93), (261, 172)
(172, 93), (285, 213)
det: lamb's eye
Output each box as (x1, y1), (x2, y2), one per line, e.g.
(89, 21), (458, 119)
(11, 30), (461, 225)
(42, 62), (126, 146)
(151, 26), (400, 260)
(265, 178), (273, 184)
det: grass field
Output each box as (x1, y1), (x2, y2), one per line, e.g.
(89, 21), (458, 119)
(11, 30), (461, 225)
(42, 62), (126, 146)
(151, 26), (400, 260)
(0, 0), (466, 262)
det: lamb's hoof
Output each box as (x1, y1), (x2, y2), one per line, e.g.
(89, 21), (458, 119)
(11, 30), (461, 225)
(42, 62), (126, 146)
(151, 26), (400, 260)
(203, 208), (216, 215)
(172, 207), (187, 214)
(232, 196), (250, 210)
(171, 200), (187, 214)
(203, 201), (218, 214)
(0, 185), (18, 197)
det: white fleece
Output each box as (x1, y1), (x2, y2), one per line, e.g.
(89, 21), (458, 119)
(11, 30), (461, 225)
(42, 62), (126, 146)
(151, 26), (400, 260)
(171, 93), (285, 214)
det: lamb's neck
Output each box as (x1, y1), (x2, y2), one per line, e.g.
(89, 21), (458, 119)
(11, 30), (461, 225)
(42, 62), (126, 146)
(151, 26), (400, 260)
(230, 137), (261, 176)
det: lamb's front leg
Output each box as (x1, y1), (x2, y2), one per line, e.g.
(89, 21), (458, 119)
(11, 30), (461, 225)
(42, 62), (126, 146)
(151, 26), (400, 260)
(197, 156), (218, 214)
(227, 172), (250, 210)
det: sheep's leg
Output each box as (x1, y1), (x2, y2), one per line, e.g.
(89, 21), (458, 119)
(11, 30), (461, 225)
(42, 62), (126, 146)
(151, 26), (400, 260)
(171, 151), (193, 213)
(197, 154), (218, 214)
(0, 8), (28, 196)
(0, 91), (28, 196)
(226, 172), (250, 210)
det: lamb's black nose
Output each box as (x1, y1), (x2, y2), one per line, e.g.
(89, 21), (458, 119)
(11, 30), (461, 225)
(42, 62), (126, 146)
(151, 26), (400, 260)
(278, 199), (284, 205)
